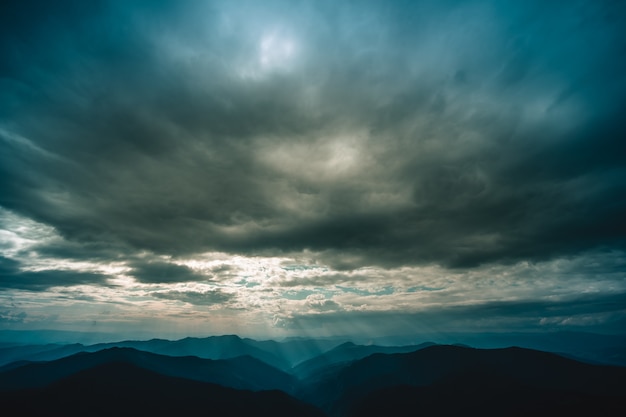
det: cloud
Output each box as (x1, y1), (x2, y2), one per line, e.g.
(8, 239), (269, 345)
(0, 0), (625, 271)
(151, 289), (234, 306)
(130, 260), (208, 284)
(0, 256), (110, 291)
(305, 293), (341, 312)
(0, 309), (27, 324)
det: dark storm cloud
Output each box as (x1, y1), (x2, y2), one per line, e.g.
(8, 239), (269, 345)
(457, 292), (626, 319)
(0, 256), (110, 291)
(29, 239), (136, 263)
(151, 289), (233, 306)
(130, 260), (207, 284)
(0, 0), (625, 269)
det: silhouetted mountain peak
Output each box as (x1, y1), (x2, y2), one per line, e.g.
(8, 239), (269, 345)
(209, 334), (242, 341)
(334, 342), (357, 350)
(0, 345), (296, 393)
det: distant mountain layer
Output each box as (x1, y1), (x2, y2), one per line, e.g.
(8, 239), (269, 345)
(0, 361), (325, 417)
(0, 334), (341, 370)
(0, 347), (295, 393)
(91, 335), (293, 370)
(2, 332), (625, 372)
(293, 341), (436, 377)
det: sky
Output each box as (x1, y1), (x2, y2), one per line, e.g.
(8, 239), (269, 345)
(1, 0), (625, 341)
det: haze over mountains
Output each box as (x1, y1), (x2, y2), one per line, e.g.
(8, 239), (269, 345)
(2, 331), (625, 369)
(0, 333), (624, 416)
(0, 334), (341, 370)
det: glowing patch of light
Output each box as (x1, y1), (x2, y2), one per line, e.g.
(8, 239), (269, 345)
(259, 31), (295, 70)
(237, 29), (299, 80)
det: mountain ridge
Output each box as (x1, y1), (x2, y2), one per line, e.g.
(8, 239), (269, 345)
(0, 361), (325, 417)
(299, 344), (626, 415)
(0, 346), (295, 393)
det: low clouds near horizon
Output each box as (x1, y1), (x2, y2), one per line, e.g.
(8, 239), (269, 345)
(0, 0), (625, 337)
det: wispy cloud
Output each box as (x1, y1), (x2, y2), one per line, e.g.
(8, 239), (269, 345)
(152, 289), (234, 306)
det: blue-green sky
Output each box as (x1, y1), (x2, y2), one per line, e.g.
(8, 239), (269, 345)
(1, 0), (625, 340)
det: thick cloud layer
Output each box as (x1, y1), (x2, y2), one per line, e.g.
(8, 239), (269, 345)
(0, 256), (109, 290)
(130, 260), (209, 284)
(1, 0), (625, 270)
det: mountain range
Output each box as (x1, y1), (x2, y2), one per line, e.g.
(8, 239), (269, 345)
(297, 344), (626, 416)
(0, 347), (294, 393)
(0, 335), (624, 416)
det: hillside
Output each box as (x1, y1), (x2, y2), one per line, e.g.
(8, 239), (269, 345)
(0, 361), (325, 417)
